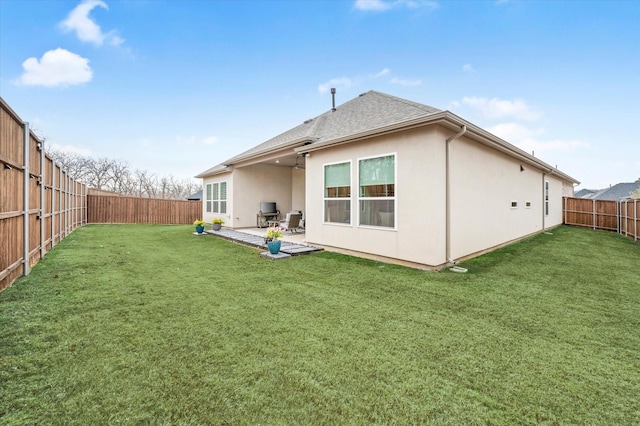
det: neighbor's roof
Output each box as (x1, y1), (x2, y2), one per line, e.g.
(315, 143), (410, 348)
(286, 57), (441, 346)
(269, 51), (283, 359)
(578, 181), (640, 200)
(186, 189), (203, 200)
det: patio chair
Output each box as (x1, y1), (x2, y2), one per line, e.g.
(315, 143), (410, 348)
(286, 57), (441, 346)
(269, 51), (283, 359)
(279, 212), (302, 233)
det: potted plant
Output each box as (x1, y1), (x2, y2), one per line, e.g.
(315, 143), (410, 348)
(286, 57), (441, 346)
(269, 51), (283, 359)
(264, 227), (283, 254)
(212, 217), (224, 231)
(193, 219), (205, 234)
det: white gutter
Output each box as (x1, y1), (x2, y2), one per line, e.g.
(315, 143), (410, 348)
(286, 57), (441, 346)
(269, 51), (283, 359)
(297, 111), (579, 185)
(225, 136), (314, 166)
(446, 125), (467, 265)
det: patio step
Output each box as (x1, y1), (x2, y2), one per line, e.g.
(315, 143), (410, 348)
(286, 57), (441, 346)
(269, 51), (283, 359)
(205, 229), (323, 256)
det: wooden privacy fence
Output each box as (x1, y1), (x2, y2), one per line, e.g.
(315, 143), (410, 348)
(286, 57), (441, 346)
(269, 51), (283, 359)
(87, 195), (202, 224)
(1, 97), (204, 292)
(1, 97), (87, 292)
(563, 197), (638, 242)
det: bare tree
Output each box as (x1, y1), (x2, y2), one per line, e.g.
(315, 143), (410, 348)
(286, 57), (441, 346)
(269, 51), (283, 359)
(47, 150), (93, 183)
(135, 169), (159, 198)
(46, 148), (200, 199)
(105, 159), (132, 194)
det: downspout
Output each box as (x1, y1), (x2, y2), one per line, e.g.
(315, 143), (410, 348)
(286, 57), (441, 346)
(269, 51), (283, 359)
(446, 125), (467, 265)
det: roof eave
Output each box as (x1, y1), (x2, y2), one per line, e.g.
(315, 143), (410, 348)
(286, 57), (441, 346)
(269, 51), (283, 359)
(195, 165), (233, 179)
(296, 111), (580, 185)
(225, 136), (316, 166)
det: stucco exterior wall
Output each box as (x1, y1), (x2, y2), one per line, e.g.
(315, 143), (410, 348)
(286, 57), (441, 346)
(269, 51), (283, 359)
(545, 175), (565, 228)
(232, 164), (292, 228)
(201, 172), (233, 226)
(291, 168), (305, 213)
(305, 126), (447, 267)
(305, 125), (572, 267)
(449, 136), (546, 260)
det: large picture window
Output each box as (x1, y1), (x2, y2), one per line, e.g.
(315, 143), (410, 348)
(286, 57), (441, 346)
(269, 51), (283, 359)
(358, 154), (395, 228)
(324, 162), (351, 224)
(207, 181), (227, 214)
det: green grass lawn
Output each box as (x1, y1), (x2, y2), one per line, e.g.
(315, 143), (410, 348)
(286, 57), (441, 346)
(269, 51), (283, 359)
(1, 225), (638, 425)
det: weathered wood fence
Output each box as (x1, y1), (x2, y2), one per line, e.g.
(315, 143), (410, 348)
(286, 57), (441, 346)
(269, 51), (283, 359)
(1, 98), (87, 292)
(563, 197), (638, 242)
(1, 98), (205, 292)
(87, 195), (201, 224)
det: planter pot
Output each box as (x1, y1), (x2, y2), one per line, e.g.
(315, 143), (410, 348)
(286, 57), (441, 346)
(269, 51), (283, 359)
(195, 225), (205, 234)
(212, 223), (222, 231)
(267, 240), (281, 255)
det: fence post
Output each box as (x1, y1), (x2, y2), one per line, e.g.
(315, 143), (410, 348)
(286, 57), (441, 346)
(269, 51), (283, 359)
(58, 167), (62, 242)
(635, 200), (638, 242)
(592, 199), (596, 230)
(22, 122), (30, 276)
(51, 161), (56, 248)
(39, 139), (45, 258)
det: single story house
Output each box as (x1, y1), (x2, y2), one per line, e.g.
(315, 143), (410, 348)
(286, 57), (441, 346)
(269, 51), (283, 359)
(196, 90), (579, 269)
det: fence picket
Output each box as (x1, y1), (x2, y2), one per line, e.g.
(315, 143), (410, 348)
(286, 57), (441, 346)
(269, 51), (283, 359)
(563, 197), (639, 242)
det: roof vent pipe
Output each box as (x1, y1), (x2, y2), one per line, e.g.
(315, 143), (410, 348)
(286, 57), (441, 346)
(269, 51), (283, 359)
(331, 88), (336, 111)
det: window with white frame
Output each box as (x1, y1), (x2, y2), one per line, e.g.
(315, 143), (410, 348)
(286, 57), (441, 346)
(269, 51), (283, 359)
(358, 154), (395, 228)
(208, 181), (227, 214)
(220, 182), (227, 214)
(324, 161), (351, 224)
(545, 180), (550, 216)
(205, 183), (213, 213)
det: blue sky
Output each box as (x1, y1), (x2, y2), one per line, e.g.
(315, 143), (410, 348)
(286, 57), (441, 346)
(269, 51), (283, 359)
(1, 0), (638, 190)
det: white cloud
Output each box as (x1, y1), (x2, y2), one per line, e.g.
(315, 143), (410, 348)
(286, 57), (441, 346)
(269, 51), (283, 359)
(318, 78), (353, 93)
(374, 68), (391, 78)
(48, 143), (92, 157)
(488, 122), (589, 154)
(175, 135), (218, 146)
(355, 0), (392, 11)
(16, 48), (92, 87)
(354, 0), (438, 12)
(462, 63), (475, 73)
(203, 136), (218, 146)
(319, 68), (421, 92)
(461, 96), (543, 121)
(391, 77), (422, 86)
(60, 0), (124, 46)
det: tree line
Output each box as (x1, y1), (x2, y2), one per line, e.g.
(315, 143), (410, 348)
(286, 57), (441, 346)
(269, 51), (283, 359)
(47, 150), (200, 200)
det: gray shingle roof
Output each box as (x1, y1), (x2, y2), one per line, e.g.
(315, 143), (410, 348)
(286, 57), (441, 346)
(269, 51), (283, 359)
(213, 90), (441, 167)
(195, 90), (578, 185)
(186, 189), (202, 200)
(580, 182), (640, 200)
(575, 188), (597, 198)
